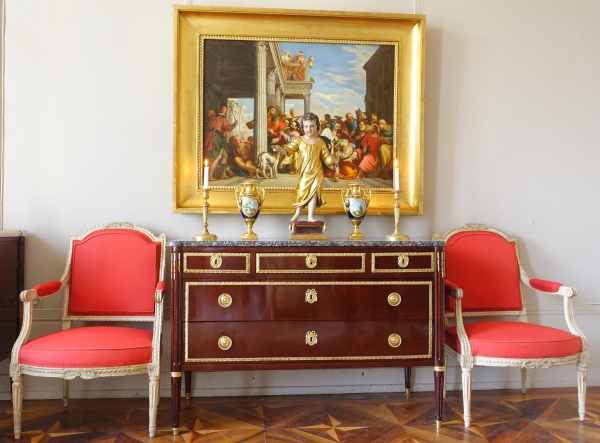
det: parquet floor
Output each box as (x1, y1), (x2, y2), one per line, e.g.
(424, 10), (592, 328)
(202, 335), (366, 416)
(0, 387), (599, 442)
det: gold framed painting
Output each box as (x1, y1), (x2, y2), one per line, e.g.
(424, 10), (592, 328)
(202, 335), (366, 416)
(173, 6), (425, 215)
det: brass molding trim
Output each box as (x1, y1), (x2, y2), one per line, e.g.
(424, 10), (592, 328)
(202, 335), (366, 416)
(183, 252), (250, 273)
(183, 281), (433, 362)
(170, 372), (183, 377)
(185, 280), (428, 286)
(433, 366), (446, 372)
(256, 252), (365, 273)
(184, 354), (432, 363)
(371, 252), (434, 273)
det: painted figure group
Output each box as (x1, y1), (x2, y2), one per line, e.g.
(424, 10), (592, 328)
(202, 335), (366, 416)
(203, 106), (393, 183)
(203, 108), (393, 222)
(280, 50), (313, 82)
(316, 110), (394, 182)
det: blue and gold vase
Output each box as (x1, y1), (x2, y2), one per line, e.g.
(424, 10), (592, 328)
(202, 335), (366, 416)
(235, 180), (265, 241)
(341, 181), (372, 241)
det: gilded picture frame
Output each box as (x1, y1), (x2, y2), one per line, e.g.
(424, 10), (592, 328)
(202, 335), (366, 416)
(173, 6), (425, 215)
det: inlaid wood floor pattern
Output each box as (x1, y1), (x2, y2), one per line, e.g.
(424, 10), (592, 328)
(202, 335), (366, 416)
(1, 387), (599, 442)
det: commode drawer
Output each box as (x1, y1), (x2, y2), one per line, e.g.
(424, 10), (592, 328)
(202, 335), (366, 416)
(183, 252), (250, 274)
(186, 281), (431, 322)
(185, 320), (431, 361)
(256, 252), (365, 273)
(372, 252), (435, 273)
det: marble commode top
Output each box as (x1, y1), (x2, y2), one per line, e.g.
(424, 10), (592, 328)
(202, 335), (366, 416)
(0, 231), (26, 237)
(167, 239), (444, 247)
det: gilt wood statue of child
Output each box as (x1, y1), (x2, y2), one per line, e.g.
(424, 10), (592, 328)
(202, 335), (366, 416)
(272, 112), (337, 223)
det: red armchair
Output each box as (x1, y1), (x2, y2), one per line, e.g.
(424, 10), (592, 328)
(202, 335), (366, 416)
(439, 224), (588, 427)
(10, 223), (166, 438)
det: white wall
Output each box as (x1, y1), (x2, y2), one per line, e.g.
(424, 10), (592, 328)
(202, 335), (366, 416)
(2, 0), (599, 400)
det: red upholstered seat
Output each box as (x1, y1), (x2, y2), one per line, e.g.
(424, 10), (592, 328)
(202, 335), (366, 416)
(445, 321), (582, 359)
(19, 326), (153, 368)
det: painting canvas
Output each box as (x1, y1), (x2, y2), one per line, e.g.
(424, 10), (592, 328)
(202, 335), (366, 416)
(174, 7), (425, 215)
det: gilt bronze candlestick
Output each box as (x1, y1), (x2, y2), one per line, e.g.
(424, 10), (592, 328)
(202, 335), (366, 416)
(386, 190), (409, 241)
(193, 189), (217, 241)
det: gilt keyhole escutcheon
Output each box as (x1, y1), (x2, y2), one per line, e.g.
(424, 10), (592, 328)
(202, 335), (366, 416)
(305, 254), (317, 268)
(210, 254), (223, 269)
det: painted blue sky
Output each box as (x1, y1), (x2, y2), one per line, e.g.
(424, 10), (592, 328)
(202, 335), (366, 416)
(279, 42), (379, 120)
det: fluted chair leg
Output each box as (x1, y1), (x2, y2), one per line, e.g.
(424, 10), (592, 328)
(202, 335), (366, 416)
(461, 367), (472, 427)
(149, 374), (160, 437)
(12, 375), (23, 440)
(577, 363), (587, 421)
(62, 379), (69, 407)
(521, 368), (527, 394)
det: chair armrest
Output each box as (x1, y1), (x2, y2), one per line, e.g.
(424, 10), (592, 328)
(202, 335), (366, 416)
(20, 279), (66, 302)
(155, 281), (166, 303)
(519, 266), (586, 351)
(520, 267), (576, 297)
(444, 279), (463, 300)
(443, 280), (471, 355)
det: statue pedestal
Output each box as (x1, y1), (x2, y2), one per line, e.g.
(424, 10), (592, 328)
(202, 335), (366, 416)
(289, 221), (327, 240)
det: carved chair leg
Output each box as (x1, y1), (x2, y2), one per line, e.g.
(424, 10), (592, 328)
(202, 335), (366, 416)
(521, 368), (527, 394)
(577, 363), (587, 421)
(12, 375), (23, 440)
(149, 374), (160, 437)
(62, 379), (69, 407)
(461, 367), (472, 428)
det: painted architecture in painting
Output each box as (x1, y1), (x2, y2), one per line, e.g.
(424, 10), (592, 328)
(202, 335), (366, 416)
(202, 39), (395, 189)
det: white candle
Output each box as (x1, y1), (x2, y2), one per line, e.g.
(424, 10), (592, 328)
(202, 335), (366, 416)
(203, 160), (210, 189)
(394, 159), (400, 191)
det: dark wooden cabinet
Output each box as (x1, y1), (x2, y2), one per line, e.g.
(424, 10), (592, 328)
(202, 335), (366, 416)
(169, 240), (445, 434)
(0, 232), (25, 361)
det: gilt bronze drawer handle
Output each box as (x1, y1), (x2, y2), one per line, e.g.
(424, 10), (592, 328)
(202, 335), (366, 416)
(210, 254), (223, 269)
(388, 292), (401, 306)
(218, 336), (232, 350)
(397, 253), (409, 268)
(388, 333), (402, 348)
(305, 289), (318, 304)
(305, 253), (318, 268)
(305, 331), (318, 346)
(218, 293), (232, 308)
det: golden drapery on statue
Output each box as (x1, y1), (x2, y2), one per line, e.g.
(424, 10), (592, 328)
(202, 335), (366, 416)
(281, 137), (330, 209)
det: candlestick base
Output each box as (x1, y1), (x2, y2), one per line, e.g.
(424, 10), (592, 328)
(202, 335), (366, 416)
(386, 232), (410, 241)
(193, 232), (217, 241)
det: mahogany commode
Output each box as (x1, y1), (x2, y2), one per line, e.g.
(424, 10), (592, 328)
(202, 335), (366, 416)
(168, 239), (445, 434)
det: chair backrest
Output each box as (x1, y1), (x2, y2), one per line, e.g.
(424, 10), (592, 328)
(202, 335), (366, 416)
(444, 226), (525, 315)
(65, 226), (164, 319)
